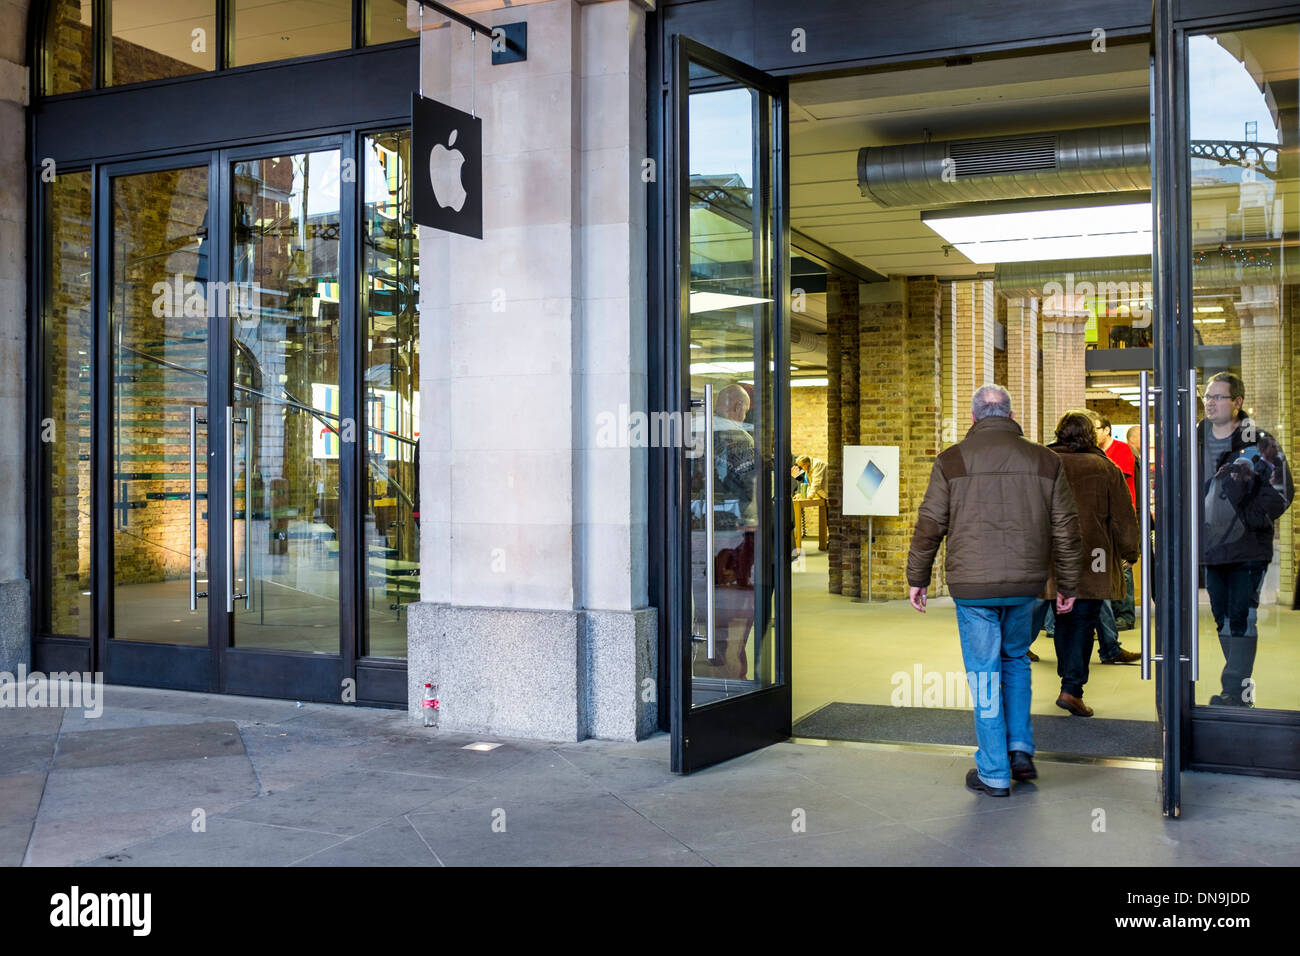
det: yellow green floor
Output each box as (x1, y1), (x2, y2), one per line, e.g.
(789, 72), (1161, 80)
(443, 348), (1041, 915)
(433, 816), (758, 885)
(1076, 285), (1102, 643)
(792, 549), (1300, 724)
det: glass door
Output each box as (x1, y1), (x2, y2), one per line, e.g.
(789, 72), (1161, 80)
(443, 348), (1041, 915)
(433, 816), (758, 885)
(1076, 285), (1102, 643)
(1181, 19), (1300, 776)
(671, 37), (791, 772)
(222, 142), (350, 701)
(104, 159), (219, 690)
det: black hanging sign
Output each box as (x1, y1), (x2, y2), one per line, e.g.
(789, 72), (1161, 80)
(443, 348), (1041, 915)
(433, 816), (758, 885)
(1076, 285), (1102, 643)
(412, 92), (483, 239)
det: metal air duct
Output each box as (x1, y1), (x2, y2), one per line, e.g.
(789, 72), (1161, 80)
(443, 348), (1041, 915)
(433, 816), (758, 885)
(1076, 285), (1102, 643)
(858, 124), (1150, 207)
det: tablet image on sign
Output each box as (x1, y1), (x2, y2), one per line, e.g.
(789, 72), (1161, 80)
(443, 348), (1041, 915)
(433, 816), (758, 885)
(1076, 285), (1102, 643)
(857, 459), (886, 502)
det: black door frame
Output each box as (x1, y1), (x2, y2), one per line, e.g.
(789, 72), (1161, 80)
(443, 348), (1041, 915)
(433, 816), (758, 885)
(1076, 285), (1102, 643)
(649, 0), (1300, 783)
(1161, 2), (1300, 783)
(667, 36), (793, 772)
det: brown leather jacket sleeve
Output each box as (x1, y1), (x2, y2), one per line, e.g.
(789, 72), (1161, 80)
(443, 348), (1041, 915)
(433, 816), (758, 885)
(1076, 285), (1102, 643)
(907, 458), (949, 588)
(1110, 463), (1141, 564)
(1049, 462), (1082, 597)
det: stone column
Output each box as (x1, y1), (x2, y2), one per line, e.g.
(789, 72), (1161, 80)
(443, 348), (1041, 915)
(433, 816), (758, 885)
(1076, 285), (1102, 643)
(0, 1), (30, 670)
(408, 0), (655, 741)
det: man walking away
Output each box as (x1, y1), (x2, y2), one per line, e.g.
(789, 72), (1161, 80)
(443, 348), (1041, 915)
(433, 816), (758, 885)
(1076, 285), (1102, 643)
(907, 385), (1082, 797)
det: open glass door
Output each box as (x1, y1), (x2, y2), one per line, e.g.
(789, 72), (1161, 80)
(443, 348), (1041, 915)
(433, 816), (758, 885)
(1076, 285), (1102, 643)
(1181, 19), (1300, 777)
(671, 37), (791, 772)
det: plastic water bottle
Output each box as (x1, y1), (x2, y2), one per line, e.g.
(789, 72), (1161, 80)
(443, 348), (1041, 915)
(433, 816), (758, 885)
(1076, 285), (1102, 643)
(422, 683), (439, 727)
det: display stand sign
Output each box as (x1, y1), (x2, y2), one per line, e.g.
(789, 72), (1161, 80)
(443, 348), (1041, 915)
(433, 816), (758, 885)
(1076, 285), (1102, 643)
(842, 445), (900, 602)
(412, 93), (483, 239)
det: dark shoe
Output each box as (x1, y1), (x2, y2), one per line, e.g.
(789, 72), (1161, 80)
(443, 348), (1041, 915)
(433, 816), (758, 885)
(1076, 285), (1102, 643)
(965, 768), (1009, 797)
(1100, 648), (1141, 664)
(1026, 649), (1040, 662)
(1010, 750), (1037, 781)
(1209, 693), (1254, 708)
(1056, 691), (1094, 717)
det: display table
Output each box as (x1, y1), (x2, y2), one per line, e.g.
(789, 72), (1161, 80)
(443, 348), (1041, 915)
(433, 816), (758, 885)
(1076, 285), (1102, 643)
(793, 497), (828, 550)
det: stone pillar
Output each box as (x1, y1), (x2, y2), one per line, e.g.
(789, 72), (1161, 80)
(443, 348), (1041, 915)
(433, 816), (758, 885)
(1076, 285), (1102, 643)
(0, 1), (30, 671)
(1039, 313), (1089, 439)
(1006, 297), (1040, 442)
(408, 0), (655, 741)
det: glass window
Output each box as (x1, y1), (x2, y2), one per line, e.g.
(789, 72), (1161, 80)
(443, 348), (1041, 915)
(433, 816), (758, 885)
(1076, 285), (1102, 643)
(108, 0), (217, 86)
(45, 0), (94, 95)
(232, 0), (353, 67)
(42, 171), (94, 638)
(362, 129), (418, 659)
(1189, 24), (1300, 714)
(367, 0), (413, 46)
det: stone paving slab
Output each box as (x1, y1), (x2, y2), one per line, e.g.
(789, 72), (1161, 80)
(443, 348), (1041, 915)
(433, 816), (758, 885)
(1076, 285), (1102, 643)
(2, 685), (1299, 867)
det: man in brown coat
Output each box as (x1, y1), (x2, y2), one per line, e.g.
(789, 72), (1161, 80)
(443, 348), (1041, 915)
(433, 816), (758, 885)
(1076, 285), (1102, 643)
(1046, 411), (1142, 717)
(907, 385), (1082, 797)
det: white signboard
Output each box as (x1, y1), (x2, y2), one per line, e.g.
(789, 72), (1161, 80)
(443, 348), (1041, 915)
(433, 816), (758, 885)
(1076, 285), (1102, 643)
(842, 445), (900, 516)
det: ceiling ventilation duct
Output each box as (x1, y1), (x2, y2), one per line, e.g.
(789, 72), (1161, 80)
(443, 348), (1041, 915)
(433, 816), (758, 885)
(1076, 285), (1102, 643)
(858, 124), (1149, 207)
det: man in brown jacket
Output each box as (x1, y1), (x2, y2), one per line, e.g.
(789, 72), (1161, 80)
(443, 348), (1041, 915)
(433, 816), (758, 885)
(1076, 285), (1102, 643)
(907, 385), (1082, 797)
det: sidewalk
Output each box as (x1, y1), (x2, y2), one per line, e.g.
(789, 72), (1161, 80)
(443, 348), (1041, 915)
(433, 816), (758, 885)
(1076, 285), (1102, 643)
(2, 684), (1297, 866)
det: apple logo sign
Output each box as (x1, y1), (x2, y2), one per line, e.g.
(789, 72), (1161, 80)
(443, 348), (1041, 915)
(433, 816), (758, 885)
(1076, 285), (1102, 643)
(430, 129), (468, 212)
(412, 92), (482, 239)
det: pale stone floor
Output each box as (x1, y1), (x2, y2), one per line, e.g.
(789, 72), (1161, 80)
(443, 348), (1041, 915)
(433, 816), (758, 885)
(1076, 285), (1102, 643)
(2, 683), (1298, 867)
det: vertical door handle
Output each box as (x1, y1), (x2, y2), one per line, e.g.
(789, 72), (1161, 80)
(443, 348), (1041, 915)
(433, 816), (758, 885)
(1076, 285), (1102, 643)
(1186, 368), (1199, 681)
(1139, 371), (1155, 679)
(226, 406), (236, 613)
(190, 407), (202, 609)
(244, 405), (254, 612)
(227, 405), (251, 611)
(702, 383), (715, 660)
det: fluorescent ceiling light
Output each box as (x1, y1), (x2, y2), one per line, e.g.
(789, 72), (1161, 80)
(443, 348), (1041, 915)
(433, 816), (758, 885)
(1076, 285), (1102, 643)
(791, 377), (829, 387)
(691, 361), (754, 375)
(689, 291), (773, 313)
(922, 203), (1152, 264)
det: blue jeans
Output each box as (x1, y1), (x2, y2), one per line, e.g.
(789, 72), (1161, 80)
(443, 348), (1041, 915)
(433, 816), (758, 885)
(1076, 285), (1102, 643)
(954, 600), (1036, 789)
(1204, 562), (1267, 699)
(1095, 600), (1123, 660)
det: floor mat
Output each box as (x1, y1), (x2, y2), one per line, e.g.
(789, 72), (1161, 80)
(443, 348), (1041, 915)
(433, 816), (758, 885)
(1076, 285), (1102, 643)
(792, 702), (1161, 758)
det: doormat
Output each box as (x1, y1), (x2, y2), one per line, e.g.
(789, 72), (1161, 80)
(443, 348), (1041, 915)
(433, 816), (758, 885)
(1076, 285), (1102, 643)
(791, 702), (1161, 758)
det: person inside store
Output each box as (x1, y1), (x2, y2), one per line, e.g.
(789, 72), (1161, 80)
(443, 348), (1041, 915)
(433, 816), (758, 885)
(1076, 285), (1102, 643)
(1198, 372), (1293, 707)
(1090, 413), (1141, 664)
(906, 385), (1081, 796)
(1043, 410), (1140, 717)
(791, 453), (828, 555)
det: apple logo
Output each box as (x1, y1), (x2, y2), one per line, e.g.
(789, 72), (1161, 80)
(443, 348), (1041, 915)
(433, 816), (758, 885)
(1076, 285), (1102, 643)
(429, 129), (469, 212)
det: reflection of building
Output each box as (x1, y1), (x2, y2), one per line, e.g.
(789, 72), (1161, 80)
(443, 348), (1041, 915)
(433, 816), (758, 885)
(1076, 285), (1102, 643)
(4, 1), (1299, 788)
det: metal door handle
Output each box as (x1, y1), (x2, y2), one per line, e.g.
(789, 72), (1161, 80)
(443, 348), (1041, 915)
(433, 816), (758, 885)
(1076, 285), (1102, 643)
(1187, 368), (1199, 681)
(244, 405), (254, 612)
(226, 406), (250, 612)
(1138, 372), (1159, 679)
(189, 407), (209, 608)
(689, 384), (717, 660)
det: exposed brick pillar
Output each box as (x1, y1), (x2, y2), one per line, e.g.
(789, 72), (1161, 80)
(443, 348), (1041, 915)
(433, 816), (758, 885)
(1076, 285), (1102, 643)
(825, 275), (861, 595)
(1006, 296), (1040, 442)
(858, 281), (905, 600)
(945, 279), (996, 441)
(1040, 312), (1089, 437)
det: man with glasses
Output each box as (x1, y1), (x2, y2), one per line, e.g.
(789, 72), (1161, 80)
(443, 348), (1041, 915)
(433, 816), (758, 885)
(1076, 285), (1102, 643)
(1199, 372), (1293, 707)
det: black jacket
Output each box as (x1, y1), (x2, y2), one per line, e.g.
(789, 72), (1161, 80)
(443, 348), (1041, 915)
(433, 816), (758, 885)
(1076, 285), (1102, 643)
(1197, 415), (1293, 565)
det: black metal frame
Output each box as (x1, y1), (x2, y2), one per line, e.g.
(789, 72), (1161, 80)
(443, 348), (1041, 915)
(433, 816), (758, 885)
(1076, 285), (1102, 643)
(668, 36), (792, 773)
(27, 0), (419, 707)
(649, 0), (1300, 783)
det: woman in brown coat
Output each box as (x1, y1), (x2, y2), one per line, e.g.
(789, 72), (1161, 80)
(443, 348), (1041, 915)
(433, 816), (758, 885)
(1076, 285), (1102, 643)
(1046, 410), (1141, 716)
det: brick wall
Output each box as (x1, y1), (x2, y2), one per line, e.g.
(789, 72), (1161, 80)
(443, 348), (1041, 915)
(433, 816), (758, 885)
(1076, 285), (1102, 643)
(826, 274), (861, 596)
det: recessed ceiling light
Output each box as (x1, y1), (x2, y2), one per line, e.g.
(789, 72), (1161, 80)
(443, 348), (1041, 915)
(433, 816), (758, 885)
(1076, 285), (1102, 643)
(689, 291), (773, 313)
(922, 203), (1152, 264)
